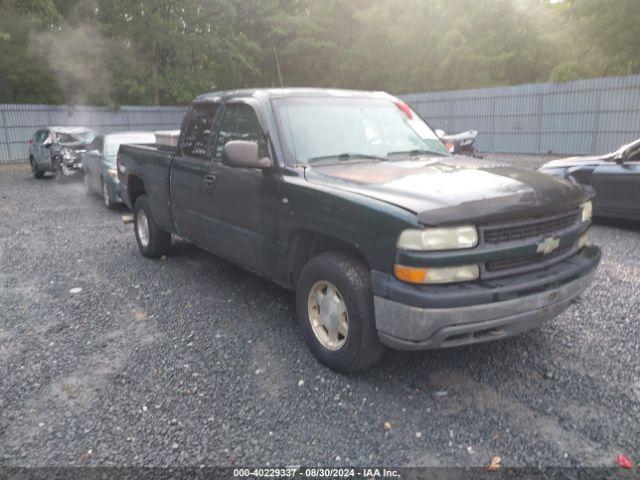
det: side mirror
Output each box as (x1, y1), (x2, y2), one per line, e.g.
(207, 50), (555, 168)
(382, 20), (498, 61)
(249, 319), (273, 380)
(222, 140), (271, 169)
(435, 129), (446, 138)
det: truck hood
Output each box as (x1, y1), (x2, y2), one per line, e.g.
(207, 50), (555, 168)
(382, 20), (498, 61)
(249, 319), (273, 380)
(304, 157), (588, 225)
(540, 154), (613, 169)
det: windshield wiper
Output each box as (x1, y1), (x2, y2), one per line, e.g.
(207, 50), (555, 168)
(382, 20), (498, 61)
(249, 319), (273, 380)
(387, 149), (447, 158)
(307, 153), (388, 165)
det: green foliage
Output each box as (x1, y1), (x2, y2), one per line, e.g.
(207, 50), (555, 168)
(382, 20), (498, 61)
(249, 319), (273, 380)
(0, 0), (638, 105)
(566, 0), (640, 76)
(549, 62), (590, 83)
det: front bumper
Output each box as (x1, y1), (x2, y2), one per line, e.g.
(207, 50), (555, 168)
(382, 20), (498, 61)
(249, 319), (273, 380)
(373, 246), (600, 350)
(59, 157), (83, 175)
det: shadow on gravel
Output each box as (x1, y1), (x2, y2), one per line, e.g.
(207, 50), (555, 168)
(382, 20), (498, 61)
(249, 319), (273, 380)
(161, 239), (544, 379)
(594, 217), (640, 231)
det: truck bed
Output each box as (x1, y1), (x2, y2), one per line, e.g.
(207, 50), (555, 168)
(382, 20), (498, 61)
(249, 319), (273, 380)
(118, 143), (176, 231)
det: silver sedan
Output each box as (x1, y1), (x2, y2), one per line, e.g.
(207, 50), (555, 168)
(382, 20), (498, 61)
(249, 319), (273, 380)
(83, 131), (156, 209)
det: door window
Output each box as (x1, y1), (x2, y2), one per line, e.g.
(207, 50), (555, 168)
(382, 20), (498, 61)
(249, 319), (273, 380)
(626, 146), (640, 162)
(214, 104), (267, 160)
(181, 104), (218, 158)
(88, 135), (103, 153)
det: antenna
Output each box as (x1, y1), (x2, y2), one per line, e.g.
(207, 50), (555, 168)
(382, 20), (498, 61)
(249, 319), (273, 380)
(273, 46), (284, 88)
(272, 46), (298, 163)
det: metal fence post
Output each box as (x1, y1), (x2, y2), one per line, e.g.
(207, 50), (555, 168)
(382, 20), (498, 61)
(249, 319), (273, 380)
(591, 88), (602, 154)
(1, 106), (13, 162)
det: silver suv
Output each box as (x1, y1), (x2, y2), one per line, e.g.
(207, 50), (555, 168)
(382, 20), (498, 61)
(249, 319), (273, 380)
(28, 127), (95, 179)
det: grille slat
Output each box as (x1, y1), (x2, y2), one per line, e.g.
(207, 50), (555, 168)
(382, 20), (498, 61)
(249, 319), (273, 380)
(483, 211), (580, 245)
(480, 209), (582, 276)
(486, 244), (572, 272)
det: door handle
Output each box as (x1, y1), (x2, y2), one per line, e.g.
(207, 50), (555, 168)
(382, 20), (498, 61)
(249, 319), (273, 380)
(203, 174), (217, 189)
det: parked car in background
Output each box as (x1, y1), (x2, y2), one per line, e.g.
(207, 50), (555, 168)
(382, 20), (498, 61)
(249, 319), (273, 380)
(117, 88), (600, 372)
(539, 138), (640, 221)
(28, 127), (95, 179)
(83, 131), (156, 209)
(435, 129), (480, 157)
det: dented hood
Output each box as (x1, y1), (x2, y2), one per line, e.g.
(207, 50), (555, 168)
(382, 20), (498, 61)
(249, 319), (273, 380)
(304, 157), (588, 226)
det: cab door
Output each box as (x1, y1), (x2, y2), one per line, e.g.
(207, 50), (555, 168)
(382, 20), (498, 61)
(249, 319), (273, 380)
(202, 100), (280, 275)
(84, 135), (104, 192)
(591, 145), (640, 220)
(169, 102), (220, 245)
(37, 129), (52, 167)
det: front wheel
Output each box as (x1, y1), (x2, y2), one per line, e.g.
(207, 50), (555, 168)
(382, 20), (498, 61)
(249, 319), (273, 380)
(52, 158), (64, 182)
(102, 178), (116, 209)
(30, 157), (44, 179)
(83, 172), (92, 195)
(132, 195), (171, 258)
(296, 252), (386, 373)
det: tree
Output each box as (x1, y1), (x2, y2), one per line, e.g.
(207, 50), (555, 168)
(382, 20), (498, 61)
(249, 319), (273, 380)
(566, 0), (640, 76)
(0, 0), (638, 105)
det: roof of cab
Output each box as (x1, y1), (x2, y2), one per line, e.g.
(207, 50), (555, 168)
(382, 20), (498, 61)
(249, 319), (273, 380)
(192, 87), (395, 105)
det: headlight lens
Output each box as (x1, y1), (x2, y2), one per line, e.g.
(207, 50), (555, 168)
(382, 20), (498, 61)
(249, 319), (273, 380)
(62, 147), (73, 159)
(581, 201), (593, 223)
(394, 264), (480, 284)
(397, 225), (478, 251)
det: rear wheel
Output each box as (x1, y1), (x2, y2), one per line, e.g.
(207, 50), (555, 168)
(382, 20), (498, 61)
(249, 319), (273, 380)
(296, 252), (386, 373)
(30, 157), (44, 179)
(132, 195), (171, 258)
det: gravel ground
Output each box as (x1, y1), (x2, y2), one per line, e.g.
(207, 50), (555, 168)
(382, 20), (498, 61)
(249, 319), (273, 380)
(0, 157), (638, 468)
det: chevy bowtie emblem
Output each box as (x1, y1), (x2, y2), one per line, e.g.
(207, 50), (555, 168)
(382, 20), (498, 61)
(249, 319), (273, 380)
(537, 237), (560, 255)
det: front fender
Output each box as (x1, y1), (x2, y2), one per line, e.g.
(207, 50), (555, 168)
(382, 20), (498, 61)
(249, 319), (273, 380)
(279, 176), (418, 273)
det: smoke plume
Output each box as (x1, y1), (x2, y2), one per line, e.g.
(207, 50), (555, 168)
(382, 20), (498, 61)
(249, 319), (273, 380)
(30, 24), (112, 105)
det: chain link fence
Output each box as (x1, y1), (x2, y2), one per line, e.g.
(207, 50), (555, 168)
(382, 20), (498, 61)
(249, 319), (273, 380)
(401, 74), (640, 155)
(2, 74), (640, 163)
(0, 104), (186, 163)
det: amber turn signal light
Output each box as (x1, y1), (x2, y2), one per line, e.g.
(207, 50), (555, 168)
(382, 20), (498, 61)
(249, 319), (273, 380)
(393, 265), (428, 284)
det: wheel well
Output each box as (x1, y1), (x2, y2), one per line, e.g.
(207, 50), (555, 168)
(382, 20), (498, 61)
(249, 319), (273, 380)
(286, 230), (370, 286)
(127, 176), (145, 207)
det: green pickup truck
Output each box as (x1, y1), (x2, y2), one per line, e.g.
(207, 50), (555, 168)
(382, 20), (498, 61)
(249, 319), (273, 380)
(117, 88), (600, 372)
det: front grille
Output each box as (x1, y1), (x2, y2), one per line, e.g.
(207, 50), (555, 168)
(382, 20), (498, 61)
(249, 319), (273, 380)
(486, 244), (572, 272)
(483, 210), (580, 244)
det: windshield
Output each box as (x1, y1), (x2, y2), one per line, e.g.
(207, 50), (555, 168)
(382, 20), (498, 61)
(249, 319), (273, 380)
(104, 134), (155, 156)
(55, 130), (95, 145)
(273, 96), (448, 164)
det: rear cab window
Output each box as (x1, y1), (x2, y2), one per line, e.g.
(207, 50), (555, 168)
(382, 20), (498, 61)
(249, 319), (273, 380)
(181, 104), (218, 158)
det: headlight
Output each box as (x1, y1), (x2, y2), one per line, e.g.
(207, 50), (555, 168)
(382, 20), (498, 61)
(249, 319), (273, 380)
(394, 264), (479, 284)
(107, 168), (118, 178)
(397, 225), (478, 251)
(61, 147), (73, 159)
(581, 201), (593, 223)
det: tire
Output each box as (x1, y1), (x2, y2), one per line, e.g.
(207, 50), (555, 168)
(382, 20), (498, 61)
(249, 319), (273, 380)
(52, 158), (64, 182)
(296, 252), (386, 373)
(102, 178), (116, 209)
(30, 157), (44, 179)
(83, 172), (92, 195)
(132, 195), (171, 258)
